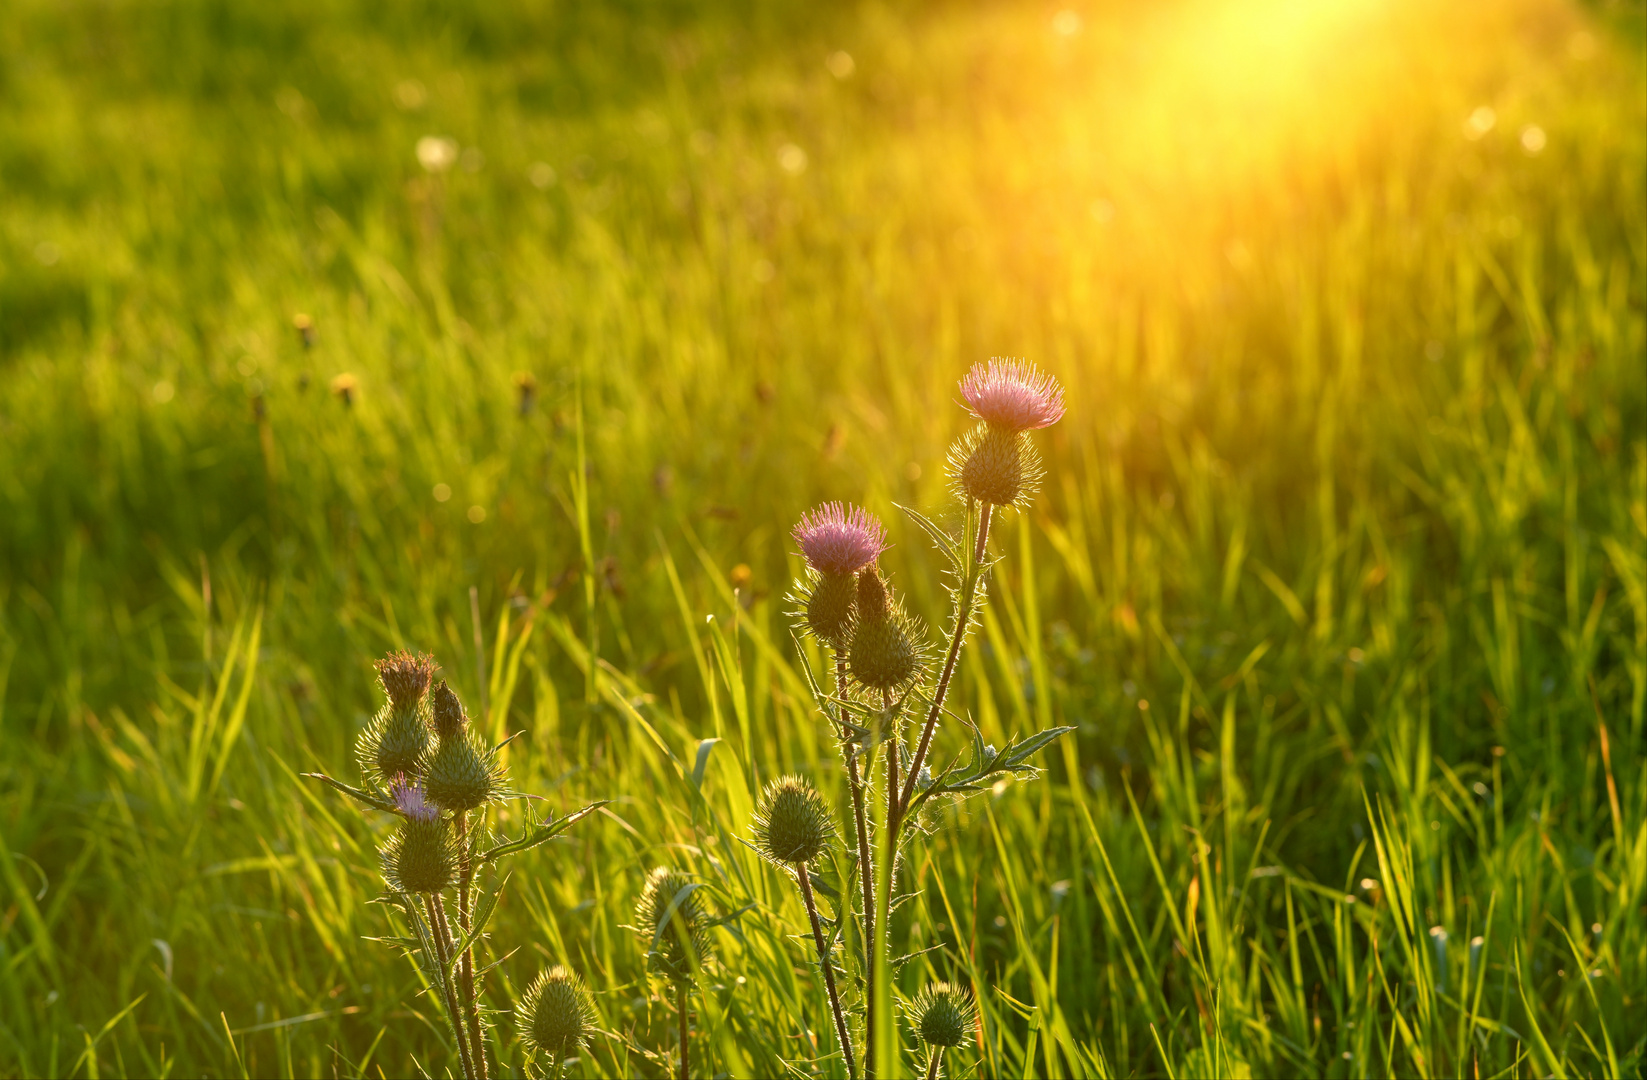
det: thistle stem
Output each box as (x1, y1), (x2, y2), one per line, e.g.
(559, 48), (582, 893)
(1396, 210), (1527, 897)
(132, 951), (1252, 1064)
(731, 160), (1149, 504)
(425, 894), (477, 1080)
(455, 810), (488, 1080)
(836, 652), (876, 1079)
(677, 981), (691, 1080)
(923, 1048), (944, 1080)
(898, 499), (991, 819)
(798, 864), (859, 1080)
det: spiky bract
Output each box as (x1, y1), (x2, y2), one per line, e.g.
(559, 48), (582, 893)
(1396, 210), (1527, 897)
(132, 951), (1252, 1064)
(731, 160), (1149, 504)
(909, 982), (975, 1048)
(793, 502), (888, 576)
(517, 965), (595, 1062)
(849, 569), (922, 692)
(424, 731), (506, 811)
(752, 776), (835, 865)
(380, 815), (458, 894)
(957, 358), (1065, 432)
(356, 700), (432, 787)
(430, 679), (468, 741)
(803, 571), (858, 647)
(634, 867), (713, 984)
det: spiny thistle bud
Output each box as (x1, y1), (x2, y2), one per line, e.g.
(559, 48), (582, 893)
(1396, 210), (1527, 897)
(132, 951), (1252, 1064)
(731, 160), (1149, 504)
(424, 731), (506, 812)
(517, 965), (595, 1063)
(356, 656), (436, 787)
(952, 424), (1036, 507)
(634, 867), (714, 984)
(909, 982), (976, 1049)
(430, 679), (468, 741)
(803, 571), (858, 648)
(752, 776), (834, 865)
(849, 568), (921, 692)
(380, 781), (457, 894)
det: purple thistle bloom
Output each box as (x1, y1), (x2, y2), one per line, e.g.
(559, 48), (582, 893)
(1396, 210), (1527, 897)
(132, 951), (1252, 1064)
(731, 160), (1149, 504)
(959, 358), (1066, 432)
(792, 502), (888, 577)
(390, 775), (440, 822)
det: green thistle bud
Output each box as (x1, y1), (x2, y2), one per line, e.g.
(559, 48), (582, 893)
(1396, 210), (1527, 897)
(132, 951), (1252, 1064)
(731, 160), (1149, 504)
(752, 776), (834, 865)
(517, 965), (595, 1063)
(803, 571), (858, 648)
(849, 568), (921, 692)
(634, 867), (714, 984)
(950, 424), (1042, 507)
(430, 679), (468, 741)
(909, 982), (975, 1049)
(380, 815), (458, 894)
(424, 731), (506, 812)
(356, 700), (432, 786)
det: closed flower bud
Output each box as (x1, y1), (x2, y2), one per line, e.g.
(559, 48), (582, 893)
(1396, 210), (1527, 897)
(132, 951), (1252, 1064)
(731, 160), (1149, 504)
(849, 568), (921, 692)
(424, 731), (506, 811)
(430, 679), (468, 741)
(910, 982), (975, 1049)
(635, 867), (714, 984)
(380, 814), (458, 894)
(803, 571), (858, 647)
(356, 700), (432, 786)
(752, 776), (834, 865)
(517, 965), (595, 1062)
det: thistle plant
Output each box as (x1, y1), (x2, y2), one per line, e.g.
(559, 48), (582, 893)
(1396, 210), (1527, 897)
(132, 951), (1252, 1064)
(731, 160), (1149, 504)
(302, 650), (607, 1080)
(634, 866), (716, 1080)
(765, 358), (1074, 1078)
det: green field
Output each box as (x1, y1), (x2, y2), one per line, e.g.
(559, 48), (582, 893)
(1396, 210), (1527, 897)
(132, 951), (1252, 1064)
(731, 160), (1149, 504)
(2, 0), (1644, 1076)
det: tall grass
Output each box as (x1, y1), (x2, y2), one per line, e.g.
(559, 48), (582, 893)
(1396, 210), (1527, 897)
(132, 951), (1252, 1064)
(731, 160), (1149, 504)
(1, 0), (1643, 1076)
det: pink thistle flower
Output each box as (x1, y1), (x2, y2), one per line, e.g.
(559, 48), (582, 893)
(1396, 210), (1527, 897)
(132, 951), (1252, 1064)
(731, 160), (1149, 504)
(958, 359), (1066, 432)
(390, 775), (440, 822)
(792, 502), (888, 577)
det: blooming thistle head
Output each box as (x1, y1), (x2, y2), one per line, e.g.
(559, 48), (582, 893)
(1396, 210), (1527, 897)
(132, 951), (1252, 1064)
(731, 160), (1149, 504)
(517, 965), (595, 1064)
(390, 775), (440, 822)
(429, 679), (468, 741)
(792, 503), (888, 577)
(958, 359), (1065, 434)
(380, 802), (458, 895)
(634, 867), (714, 984)
(908, 982), (976, 1049)
(375, 651), (437, 709)
(751, 776), (834, 866)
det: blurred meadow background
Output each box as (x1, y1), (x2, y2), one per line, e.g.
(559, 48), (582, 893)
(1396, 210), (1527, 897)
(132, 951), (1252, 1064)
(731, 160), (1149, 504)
(2, 0), (1645, 1076)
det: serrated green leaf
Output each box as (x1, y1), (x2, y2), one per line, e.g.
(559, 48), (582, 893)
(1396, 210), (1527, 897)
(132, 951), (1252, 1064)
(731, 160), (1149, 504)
(896, 502), (964, 570)
(301, 772), (397, 813)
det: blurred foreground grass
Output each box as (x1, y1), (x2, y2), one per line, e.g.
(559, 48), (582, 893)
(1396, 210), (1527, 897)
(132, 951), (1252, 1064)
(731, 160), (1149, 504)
(1, 0), (1644, 1076)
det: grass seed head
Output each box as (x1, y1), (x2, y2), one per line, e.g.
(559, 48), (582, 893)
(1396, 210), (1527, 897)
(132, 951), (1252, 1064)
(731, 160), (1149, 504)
(752, 776), (834, 865)
(635, 867), (713, 984)
(910, 982), (975, 1048)
(518, 965), (595, 1062)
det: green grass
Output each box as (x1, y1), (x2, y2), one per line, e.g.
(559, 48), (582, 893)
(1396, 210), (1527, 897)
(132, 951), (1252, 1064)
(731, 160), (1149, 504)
(1, 0), (1644, 1076)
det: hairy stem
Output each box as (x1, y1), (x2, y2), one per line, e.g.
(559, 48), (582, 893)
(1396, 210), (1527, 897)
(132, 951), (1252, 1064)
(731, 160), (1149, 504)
(798, 864), (859, 1080)
(836, 651), (876, 1079)
(455, 810), (487, 1080)
(923, 1047), (944, 1080)
(677, 981), (691, 1080)
(884, 687), (901, 850)
(899, 499), (991, 818)
(424, 894), (476, 1080)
